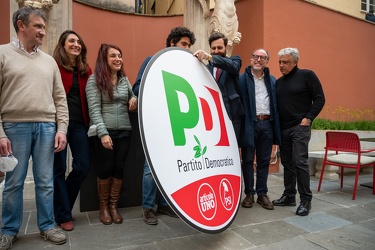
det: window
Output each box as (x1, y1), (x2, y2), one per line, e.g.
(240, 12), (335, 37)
(361, 0), (375, 12)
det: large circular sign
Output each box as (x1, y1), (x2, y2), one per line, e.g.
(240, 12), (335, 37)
(138, 47), (241, 233)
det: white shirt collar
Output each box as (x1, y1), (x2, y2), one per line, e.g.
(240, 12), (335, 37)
(12, 37), (40, 55)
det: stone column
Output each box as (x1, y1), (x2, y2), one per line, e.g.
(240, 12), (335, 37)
(184, 0), (211, 54)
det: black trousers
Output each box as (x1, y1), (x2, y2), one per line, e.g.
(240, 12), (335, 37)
(92, 135), (131, 179)
(280, 124), (312, 202)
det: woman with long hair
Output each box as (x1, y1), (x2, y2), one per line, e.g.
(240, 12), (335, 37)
(86, 43), (137, 225)
(53, 30), (92, 231)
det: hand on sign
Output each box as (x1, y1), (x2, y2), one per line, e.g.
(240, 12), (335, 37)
(193, 50), (212, 62)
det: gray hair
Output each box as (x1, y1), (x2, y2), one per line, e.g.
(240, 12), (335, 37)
(12, 6), (47, 33)
(278, 47), (299, 62)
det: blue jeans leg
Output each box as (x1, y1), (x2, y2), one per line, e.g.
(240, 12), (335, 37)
(2, 122), (56, 235)
(241, 120), (273, 196)
(142, 160), (157, 209)
(54, 121), (90, 224)
(241, 146), (256, 195)
(253, 120), (273, 196)
(157, 191), (168, 207)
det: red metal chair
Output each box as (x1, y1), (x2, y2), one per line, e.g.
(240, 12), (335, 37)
(317, 131), (375, 200)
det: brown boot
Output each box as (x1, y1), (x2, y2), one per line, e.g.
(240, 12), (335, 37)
(97, 177), (112, 225)
(109, 178), (123, 224)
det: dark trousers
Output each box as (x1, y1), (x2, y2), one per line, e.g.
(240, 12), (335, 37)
(280, 124), (312, 202)
(232, 116), (242, 145)
(54, 121), (90, 224)
(92, 135), (131, 180)
(241, 120), (273, 196)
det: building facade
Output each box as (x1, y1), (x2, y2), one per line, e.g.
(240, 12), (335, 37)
(0, 0), (374, 118)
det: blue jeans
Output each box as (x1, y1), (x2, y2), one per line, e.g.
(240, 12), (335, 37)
(241, 120), (273, 196)
(142, 160), (167, 209)
(1, 122), (56, 236)
(280, 124), (312, 202)
(54, 121), (90, 224)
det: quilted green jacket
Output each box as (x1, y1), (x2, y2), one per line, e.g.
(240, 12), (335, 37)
(86, 74), (136, 138)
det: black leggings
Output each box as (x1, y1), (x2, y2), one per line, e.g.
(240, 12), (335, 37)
(92, 136), (131, 179)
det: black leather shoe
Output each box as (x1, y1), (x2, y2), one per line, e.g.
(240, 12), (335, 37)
(296, 201), (311, 216)
(272, 195), (296, 206)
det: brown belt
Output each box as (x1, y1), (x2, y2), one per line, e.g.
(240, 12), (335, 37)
(256, 115), (270, 120)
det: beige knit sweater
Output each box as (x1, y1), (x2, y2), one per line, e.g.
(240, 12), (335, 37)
(0, 43), (68, 138)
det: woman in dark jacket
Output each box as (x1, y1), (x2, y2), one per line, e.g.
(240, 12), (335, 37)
(53, 30), (92, 231)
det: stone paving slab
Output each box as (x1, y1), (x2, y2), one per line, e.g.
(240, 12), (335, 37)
(232, 205), (296, 228)
(284, 212), (352, 233)
(251, 235), (326, 250)
(304, 223), (375, 250)
(1, 172), (374, 250)
(231, 220), (308, 246)
(326, 202), (375, 223)
(140, 230), (255, 250)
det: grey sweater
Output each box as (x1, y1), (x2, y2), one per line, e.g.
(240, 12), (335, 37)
(0, 43), (68, 137)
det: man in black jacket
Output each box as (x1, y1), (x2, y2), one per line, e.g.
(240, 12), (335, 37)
(193, 32), (244, 142)
(273, 47), (325, 216)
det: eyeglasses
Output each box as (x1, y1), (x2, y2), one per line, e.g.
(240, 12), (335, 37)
(251, 55), (268, 61)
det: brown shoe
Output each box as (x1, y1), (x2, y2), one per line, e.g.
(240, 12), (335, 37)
(59, 221), (74, 231)
(257, 195), (274, 210)
(143, 208), (158, 225)
(241, 194), (254, 208)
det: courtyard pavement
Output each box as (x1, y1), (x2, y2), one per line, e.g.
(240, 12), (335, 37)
(0, 171), (374, 250)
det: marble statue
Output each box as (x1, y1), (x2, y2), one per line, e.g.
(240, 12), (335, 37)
(197, 0), (210, 18)
(209, 0), (242, 56)
(15, 0), (60, 9)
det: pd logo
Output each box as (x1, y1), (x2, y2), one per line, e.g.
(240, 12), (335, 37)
(163, 71), (229, 147)
(138, 48), (241, 233)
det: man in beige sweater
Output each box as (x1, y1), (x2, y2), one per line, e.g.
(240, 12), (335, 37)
(0, 6), (68, 249)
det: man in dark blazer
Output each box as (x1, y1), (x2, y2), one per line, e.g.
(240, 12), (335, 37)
(194, 32), (244, 141)
(238, 49), (281, 210)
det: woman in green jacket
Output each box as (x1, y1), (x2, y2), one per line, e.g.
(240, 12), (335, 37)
(86, 43), (137, 225)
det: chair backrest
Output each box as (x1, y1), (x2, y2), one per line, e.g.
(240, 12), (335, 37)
(325, 131), (361, 153)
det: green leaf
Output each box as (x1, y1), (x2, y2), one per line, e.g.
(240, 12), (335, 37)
(194, 135), (200, 145)
(202, 146), (207, 155)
